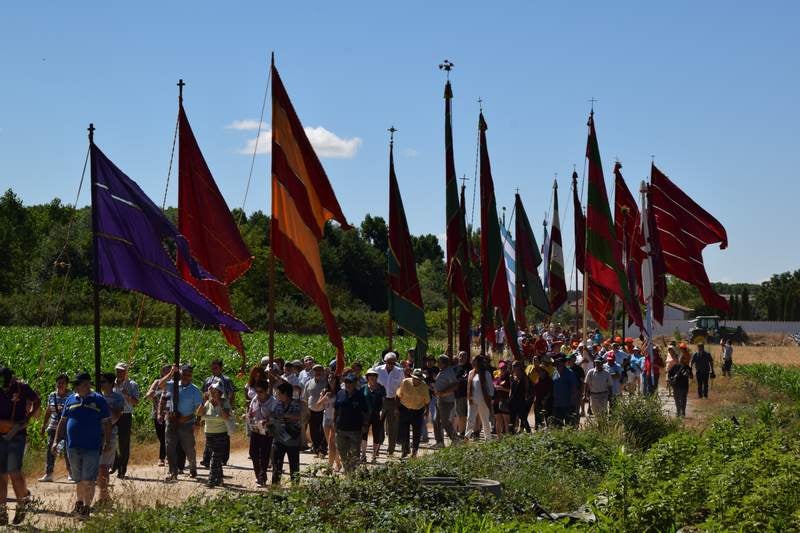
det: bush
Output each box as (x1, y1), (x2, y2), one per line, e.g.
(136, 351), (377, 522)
(586, 394), (679, 451)
(601, 416), (800, 532)
(83, 429), (619, 532)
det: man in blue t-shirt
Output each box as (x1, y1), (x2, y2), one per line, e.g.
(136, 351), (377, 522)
(53, 372), (111, 519)
(161, 364), (204, 481)
(551, 357), (579, 427)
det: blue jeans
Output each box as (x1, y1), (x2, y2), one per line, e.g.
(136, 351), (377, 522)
(0, 433), (26, 474)
(45, 427), (70, 474)
(67, 448), (100, 482)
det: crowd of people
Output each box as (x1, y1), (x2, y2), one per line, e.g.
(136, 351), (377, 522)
(0, 326), (735, 523)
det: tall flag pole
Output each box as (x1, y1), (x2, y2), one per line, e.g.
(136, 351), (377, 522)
(542, 216), (550, 291)
(613, 162), (645, 327)
(441, 60), (469, 357)
(571, 170), (585, 333)
(177, 80), (254, 371)
(387, 127), (428, 366)
(548, 178), (567, 312)
(514, 192), (550, 327)
(640, 181), (658, 387)
(478, 109), (521, 360)
(649, 164), (729, 313)
(89, 124), (101, 388)
(585, 110), (643, 330)
(270, 55), (351, 374)
(458, 178), (473, 353)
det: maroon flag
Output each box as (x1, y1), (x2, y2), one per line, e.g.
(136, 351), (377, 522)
(457, 183), (473, 352)
(178, 104), (253, 357)
(479, 112), (520, 359)
(613, 162), (645, 322)
(572, 171), (586, 274)
(444, 81), (470, 314)
(649, 164), (729, 311)
(642, 185), (667, 325)
(585, 112), (643, 330)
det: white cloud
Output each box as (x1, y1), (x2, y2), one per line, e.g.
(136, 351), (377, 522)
(225, 119), (266, 131)
(229, 121), (362, 159)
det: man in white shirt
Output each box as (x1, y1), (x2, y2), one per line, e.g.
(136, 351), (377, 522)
(584, 357), (612, 416)
(372, 352), (405, 456)
(297, 357), (315, 388)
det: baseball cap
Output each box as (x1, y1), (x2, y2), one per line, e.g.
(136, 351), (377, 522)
(115, 362), (128, 371)
(72, 371), (92, 385)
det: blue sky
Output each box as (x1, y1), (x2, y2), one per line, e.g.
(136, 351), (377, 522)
(1, 1), (798, 284)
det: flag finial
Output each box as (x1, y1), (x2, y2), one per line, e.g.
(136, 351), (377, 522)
(438, 59), (454, 80)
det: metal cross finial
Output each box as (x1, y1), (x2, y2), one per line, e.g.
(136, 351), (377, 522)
(460, 174), (469, 187)
(588, 97), (598, 113)
(515, 187), (520, 195)
(650, 154), (656, 164)
(88, 123), (95, 143)
(388, 126), (397, 146)
(177, 79), (185, 102)
(438, 59), (455, 80)
(477, 97), (483, 111)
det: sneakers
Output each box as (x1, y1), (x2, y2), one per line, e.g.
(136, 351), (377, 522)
(71, 500), (85, 517)
(39, 473), (54, 482)
(12, 492), (31, 525)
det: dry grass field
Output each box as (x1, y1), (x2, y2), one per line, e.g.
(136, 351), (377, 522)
(656, 332), (800, 366)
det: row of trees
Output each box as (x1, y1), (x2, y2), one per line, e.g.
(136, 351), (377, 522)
(2, 188), (796, 336)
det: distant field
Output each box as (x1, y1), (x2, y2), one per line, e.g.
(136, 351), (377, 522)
(0, 325), (421, 449)
(731, 345), (800, 366)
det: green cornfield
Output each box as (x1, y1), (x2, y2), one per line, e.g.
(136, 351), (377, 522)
(0, 325), (431, 449)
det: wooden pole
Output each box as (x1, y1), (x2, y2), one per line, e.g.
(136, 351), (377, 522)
(173, 78), (186, 408)
(268, 247), (275, 365)
(581, 205), (588, 342)
(447, 293), (454, 356)
(268, 54), (276, 366)
(89, 123), (101, 389)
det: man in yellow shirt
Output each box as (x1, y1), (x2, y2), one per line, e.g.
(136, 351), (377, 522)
(396, 369), (430, 458)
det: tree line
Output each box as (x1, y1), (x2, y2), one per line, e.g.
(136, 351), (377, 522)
(2, 189), (796, 337)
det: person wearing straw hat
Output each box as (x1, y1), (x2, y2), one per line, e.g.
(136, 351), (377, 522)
(396, 369), (430, 458)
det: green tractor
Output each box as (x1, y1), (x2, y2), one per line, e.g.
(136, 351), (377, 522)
(688, 316), (747, 345)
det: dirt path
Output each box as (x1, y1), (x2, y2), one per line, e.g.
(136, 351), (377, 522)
(13, 383), (700, 529)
